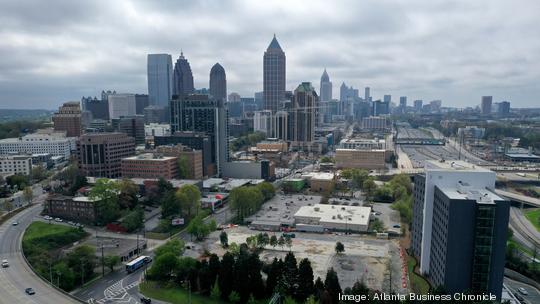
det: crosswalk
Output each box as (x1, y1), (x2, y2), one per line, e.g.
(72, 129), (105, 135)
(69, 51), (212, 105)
(87, 279), (140, 304)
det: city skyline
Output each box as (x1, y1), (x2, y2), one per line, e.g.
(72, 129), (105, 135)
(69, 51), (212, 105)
(0, 0), (539, 109)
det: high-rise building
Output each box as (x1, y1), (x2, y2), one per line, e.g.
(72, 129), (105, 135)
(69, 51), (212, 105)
(263, 35), (286, 112)
(82, 97), (109, 120)
(77, 132), (136, 178)
(373, 100), (390, 116)
(170, 94), (228, 175)
(154, 132), (213, 177)
(113, 116), (145, 144)
(497, 101), (510, 116)
(399, 96), (407, 109)
(411, 160), (508, 299)
(364, 87), (370, 103)
(135, 94), (149, 115)
(155, 144), (203, 179)
(481, 96), (493, 115)
(228, 92), (241, 103)
(414, 100), (423, 112)
(209, 63), (227, 102)
(147, 54), (173, 107)
(383, 95), (391, 103)
(52, 102), (82, 137)
(290, 82), (317, 145)
(143, 105), (168, 124)
(108, 94), (137, 119)
(319, 69), (332, 102)
(253, 110), (273, 136)
(173, 52), (194, 97)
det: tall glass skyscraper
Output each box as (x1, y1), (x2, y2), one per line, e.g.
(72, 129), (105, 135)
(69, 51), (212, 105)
(319, 69), (332, 102)
(263, 35), (286, 112)
(173, 52), (195, 97)
(209, 63), (227, 102)
(147, 54), (173, 106)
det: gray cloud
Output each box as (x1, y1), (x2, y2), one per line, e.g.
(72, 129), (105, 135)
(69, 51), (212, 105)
(0, 0), (539, 109)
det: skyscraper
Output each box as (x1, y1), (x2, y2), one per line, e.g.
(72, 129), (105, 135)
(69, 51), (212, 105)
(263, 35), (286, 112)
(414, 100), (423, 112)
(399, 96), (407, 108)
(319, 69), (332, 102)
(411, 160), (508, 299)
(170, 94), (228, 175)
(173, 52), (195, 97)
(481, 96), (493, 115)
(364, 87), (370, 102)
(209, 63), (227, 102)
(147, 54), (173, 106)
(108, 94), (137, 119)
(53, 102), (82, 137)
(291, 82), (318, 146)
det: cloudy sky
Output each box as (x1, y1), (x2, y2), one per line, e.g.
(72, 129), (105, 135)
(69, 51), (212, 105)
(1, 0), (539, 109)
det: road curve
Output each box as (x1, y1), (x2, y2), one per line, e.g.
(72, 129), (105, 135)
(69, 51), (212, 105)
(0, 204), (81, 304)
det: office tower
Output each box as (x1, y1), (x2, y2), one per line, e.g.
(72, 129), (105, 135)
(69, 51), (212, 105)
(411, 160), (508, 299)
(383, 95), (391, 103)
(113, 116), (145, 144)
(364, 87), (370, 102)
(430, 100), (442, 112)
(340, 82), (348, 102)
(143, 105), (168, 124)
(228, 92), (241, 103)
(399, 96), (407, 109)
(291, 82), (317, 145)
(263, 35), (286, 112)
(497, 101), (510, 116)
(135, 94), (149, 114)
(101, 90), (117, 102)
(274, 111), (290, 141)
(52, 102), (82, 137)
(373, 100), (390, 116)
(155, 144), (203, 179)
(147, 54), (173, 106)
(254, 91), (264, 109)
(253, 110), (273, 136)
(319, 69), (332, 102)
(170, 94), (228, 175)
(173, 52), (195, 97)
(82, 96), (109, 120)
(77, 132), (136, 178)
(108, 94), (137, 119)
(414, 100), (423, 112)
(481, 96), (493, 115)
(209, 63), (227, 102)
(154, 132), (213, 177)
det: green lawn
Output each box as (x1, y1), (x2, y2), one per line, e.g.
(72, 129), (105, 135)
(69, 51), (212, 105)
(23, 221), (78, 241)
(508, 238), (534, 258)
(140, 281), (226, 304)
(407, 256), (430, 294)
(525, 208), (540, 232)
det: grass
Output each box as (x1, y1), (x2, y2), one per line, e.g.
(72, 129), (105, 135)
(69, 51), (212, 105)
(508, 238), (535, 258)
(23, 221), (79, 241)
(407, 256), (430, 294)
(525, 208), (540, 232)
(139, 281), (226, 304)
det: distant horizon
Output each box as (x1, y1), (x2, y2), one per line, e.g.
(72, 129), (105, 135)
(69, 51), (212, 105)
(0, 0), (539, 109)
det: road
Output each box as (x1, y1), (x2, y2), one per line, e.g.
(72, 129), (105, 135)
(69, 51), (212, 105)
(75, 206), (232, 304)
(0, 202), (81, 304)
(509, 207), (540, 252)
(505, 277), (540, 304)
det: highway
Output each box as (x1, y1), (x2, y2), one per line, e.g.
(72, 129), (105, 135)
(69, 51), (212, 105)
(505, 277), (540, 304)
(0, 203), (81, 304)
(509, 207), (540, 251)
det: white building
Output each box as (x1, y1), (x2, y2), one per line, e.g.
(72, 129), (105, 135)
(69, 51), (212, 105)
(0, 155), (32, 176)
(339, 138), (386, 150)
(411, 160), (496, 274)
(253, 110), (273, 135)
(108, 93), (137, 119)
(361, 116), (389, 130)
(294, 204), (371, 232)
(0, 132), (76, 158)
(144, 123), (171, 137)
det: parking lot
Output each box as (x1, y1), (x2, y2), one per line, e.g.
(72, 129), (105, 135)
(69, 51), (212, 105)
(246, 194), (322, 229)
(202, 226), (406, 292)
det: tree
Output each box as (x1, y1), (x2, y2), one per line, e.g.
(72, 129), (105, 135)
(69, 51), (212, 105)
(278, 235), (285, 251)
(229, 186), (264, 223)
(370, 218), (385, 233)
(256, 182), (276, 201)
(210, 279), (221, 300)
(177, 155), (190, 179)
(31, 165), (48, 181)
(149, 252), (179, 281)
(313, 277), (325, 302)
(283, 251), (299, 297)
(117, 179), (139, 209)
(155, 239), (185, 257)
(1, 199), (13, 212)
(52, 261), (75, 291)
(208, 254), (220, 286)
(220, 231), (229, 248)
(122, 207), (144, 232)
(335, 242), (345, 254)
(219, 252), (235, 300)
(270, 235), (278, 249)
(103, 255), (121, 272)
(228, 290), (241, 303)
(161, 191), (182, 218)
(186, 214), (214, 241)
(297, 258), (314, 302)
(177, 184), (201, 219)
(265, 258), (283, 296)
(89, 178), (120, 225)
(66, 245), (96, 285)
(305, 295), (319, 304)
(320, 156), (334, 163)
(324, 268), (342, 304)
(6, 174), (29, 190)
(23, 186), (33, 205)
(285, 235), (293, 251)
(362, 178), (377, 201)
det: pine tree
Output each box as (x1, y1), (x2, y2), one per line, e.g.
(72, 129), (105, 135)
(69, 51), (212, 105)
(323, 268), (342, 304)
(218, 252), (234, 300)
(283, 251), (299, 297)
(296, 258), (314, 302)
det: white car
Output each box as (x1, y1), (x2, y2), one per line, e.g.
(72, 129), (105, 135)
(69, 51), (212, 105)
(518, 287), (528, 295)
(1, 260), (8, 268)
(44, 215), (52, 220)
(54, 218), (63, 222)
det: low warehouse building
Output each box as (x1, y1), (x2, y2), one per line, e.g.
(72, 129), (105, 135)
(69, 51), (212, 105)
(294, 204), (371, 232)
(335, 148), (386, 169)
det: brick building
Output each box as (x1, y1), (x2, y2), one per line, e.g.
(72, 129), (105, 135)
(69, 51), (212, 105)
(121, 153), (178, 179)
(77, 132), (135, 178)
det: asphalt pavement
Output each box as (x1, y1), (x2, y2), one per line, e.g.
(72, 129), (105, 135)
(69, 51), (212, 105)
(0, 202), (81, 304)
(505, 277), (540, 304)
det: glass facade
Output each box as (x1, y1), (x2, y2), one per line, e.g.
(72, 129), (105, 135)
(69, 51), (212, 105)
(471, 204), (495, 291)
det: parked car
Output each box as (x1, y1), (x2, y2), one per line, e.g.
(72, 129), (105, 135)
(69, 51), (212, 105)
(25, 288), (35, 295)
(54, 218), (63, 222)
(393, 224), (401, 228)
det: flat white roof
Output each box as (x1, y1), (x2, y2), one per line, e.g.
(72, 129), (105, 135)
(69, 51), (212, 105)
(123, 153), (176, 161)
(294, 204), (371, 226)
(438, 187), (504, 203)
(425, 160), (492, 172)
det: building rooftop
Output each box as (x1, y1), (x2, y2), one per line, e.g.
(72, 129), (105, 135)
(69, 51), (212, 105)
(425, 160), (492, 172)
(123, 153), (176, 161)
(294, 204), (371, 226)
(438, 185), (504, 204)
